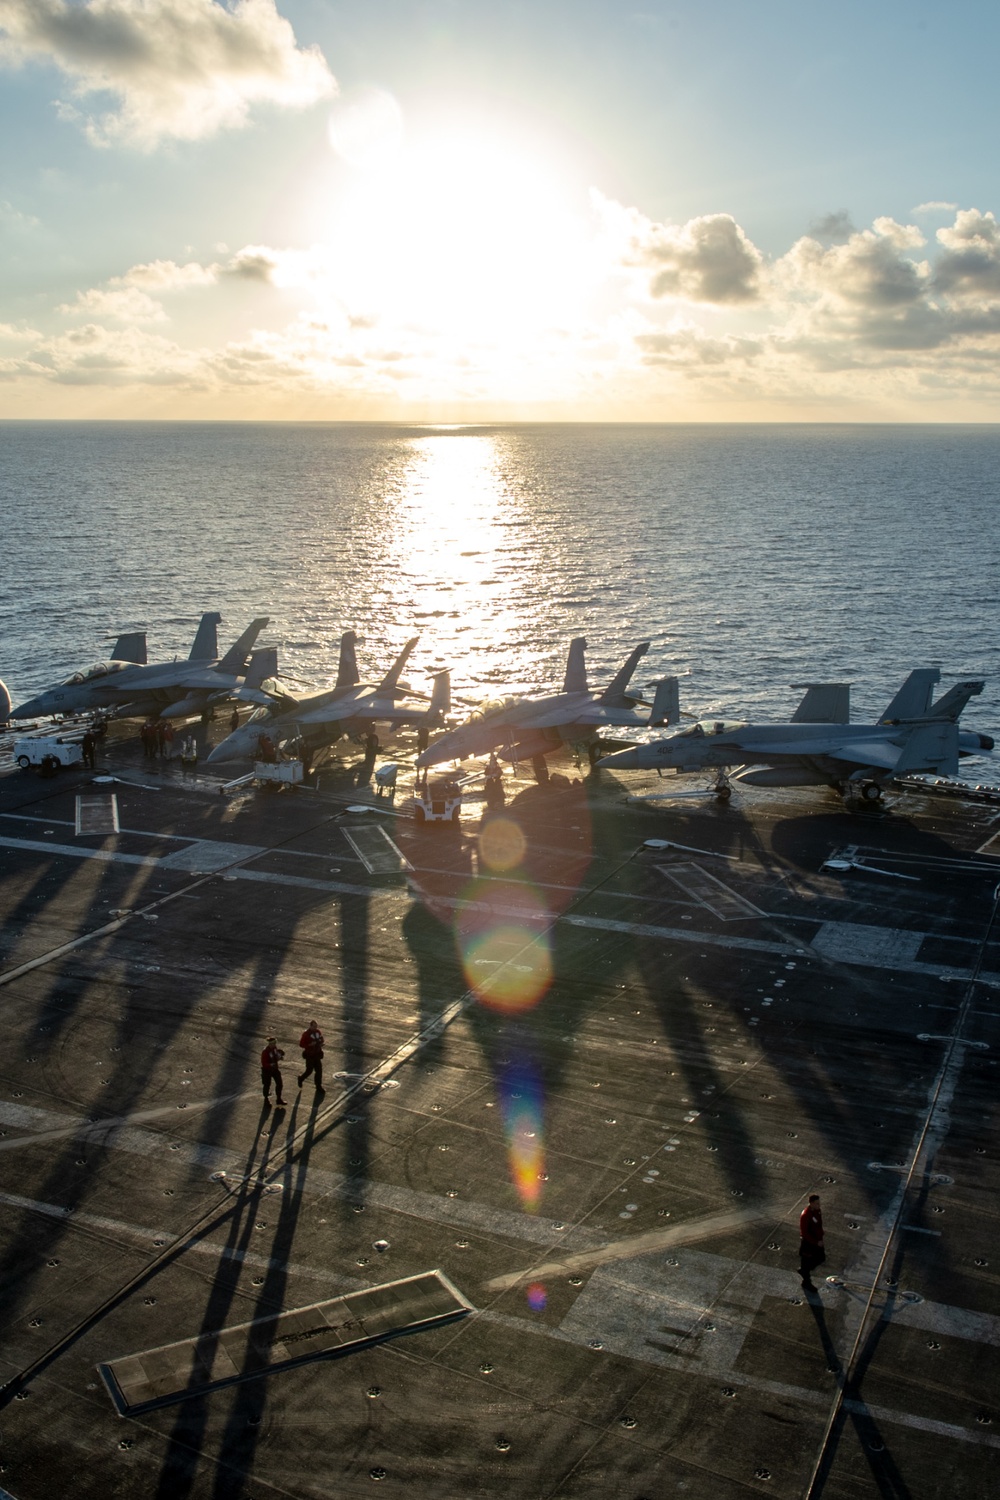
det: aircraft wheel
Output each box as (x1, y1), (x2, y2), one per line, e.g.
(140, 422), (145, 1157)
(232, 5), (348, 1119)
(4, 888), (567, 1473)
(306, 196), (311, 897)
(17, 755), (30, 769)
(861, 782), (883, 802)
(715, 786), (732, 801)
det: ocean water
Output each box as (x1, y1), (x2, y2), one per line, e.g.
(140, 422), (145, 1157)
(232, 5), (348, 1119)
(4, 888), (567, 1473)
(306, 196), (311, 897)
(1, 421), (998, 750)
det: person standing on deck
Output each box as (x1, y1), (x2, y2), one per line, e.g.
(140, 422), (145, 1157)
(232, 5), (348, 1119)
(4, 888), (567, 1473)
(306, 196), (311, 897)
(298, 1020), (325, 1096)
(260, 1038), (286, 1109)
(799, 1194), (825, 1292)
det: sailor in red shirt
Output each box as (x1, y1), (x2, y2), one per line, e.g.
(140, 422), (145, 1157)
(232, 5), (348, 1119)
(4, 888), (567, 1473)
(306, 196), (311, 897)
(798, 1194), (825, 1291)
(298, 1020), (325, 1096)
(260, 1037), (286, 1109)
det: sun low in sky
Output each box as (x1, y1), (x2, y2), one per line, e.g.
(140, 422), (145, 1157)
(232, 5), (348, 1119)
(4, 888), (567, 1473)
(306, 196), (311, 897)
(1, 0), (1000, 421)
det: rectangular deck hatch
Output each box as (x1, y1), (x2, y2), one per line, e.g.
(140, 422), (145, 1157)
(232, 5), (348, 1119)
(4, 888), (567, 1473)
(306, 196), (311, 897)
(656, 862), (763, 920)
(343, 823), (412, 874)
(75, 794), (120, 836)
(99, 1269), (473, 1416)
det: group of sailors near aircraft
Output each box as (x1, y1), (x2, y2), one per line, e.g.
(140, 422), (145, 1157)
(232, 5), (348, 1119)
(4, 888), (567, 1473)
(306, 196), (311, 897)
(4, 613), (994, 801)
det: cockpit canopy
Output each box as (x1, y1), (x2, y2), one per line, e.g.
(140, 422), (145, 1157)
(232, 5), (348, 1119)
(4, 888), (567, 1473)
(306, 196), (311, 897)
(467, 696), (522, 723)
(677, 718), (748, 739)
(63, 660), (132, 685)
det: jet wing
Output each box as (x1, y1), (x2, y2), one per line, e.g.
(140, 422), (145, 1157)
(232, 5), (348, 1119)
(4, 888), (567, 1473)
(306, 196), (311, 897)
(817, 739), (903, 770)
(821, 726), (959, 775)
(296, 696), (371, 727)
(526, 700), (638, 730)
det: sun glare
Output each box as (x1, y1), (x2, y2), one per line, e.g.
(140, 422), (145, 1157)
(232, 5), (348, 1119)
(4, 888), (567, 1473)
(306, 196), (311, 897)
(325, 109), (591, 342)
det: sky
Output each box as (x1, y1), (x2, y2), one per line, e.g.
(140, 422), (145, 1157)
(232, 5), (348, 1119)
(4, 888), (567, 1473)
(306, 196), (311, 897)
(2, 0), (1000, 421)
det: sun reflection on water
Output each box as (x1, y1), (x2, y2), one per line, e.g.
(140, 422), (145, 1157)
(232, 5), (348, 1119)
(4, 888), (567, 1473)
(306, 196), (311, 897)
(391, 433), (532, 688)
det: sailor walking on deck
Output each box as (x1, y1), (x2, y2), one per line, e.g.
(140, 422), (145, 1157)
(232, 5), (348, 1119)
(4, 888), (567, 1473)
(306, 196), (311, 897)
(297, 1020), (325, 1096)
(799, 1194), (825, 1292)
(261, 1037), (286, 1109)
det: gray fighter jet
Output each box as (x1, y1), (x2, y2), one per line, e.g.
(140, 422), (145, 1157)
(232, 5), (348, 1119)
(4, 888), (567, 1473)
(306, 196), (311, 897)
(415, 637), (680, 781)
(597, 669), (993, 800)
(12, 614), (270, 721)
(206, 631), (450, 766)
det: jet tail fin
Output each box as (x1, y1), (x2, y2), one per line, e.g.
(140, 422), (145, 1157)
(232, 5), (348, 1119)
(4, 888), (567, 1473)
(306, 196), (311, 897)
(244, 646), (278, 690)
(599, 642), (650, 706)
(378, 637), (419, 693)
(926, 679), (985, 722)
(893, 722), (960, 776)
(111, 632), (147, 665)
(648, 676), (681, 727)
(429, 669), (451, 718)
(879, 668), (939, 723)
(216, 617), (268, 675)
(188, 612), (223, 662)
(790, 682), (851, 723)
(335, 631), (360, 689)
(562, 638), (588, 694)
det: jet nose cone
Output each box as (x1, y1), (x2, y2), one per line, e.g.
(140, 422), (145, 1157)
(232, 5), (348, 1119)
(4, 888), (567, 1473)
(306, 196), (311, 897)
(12, 697), (43, 719)
(596, 747), (640, 770)
(206, 735), (245, 764)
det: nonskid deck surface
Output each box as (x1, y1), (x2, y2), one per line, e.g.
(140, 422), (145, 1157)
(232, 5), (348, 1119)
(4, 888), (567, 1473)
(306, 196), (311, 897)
(0, 727), (997, 1500)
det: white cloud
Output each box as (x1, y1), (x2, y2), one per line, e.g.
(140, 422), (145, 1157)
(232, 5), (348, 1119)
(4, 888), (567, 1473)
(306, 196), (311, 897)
(614, 203), (764, 305)
(0, 319), (41, 342)
(59, 285), (168, 321)
(635, 323), (763, 367)
(934, 209), (1000, 298)
(57, 245), (329, 322)
(0, 198), (42, 233)
(781, 217), (928, 309)
(214, 244), (327, 286)
(121, 258), (216, 289)
(0, 0), (336, 148)
(913, 200), (958, 214)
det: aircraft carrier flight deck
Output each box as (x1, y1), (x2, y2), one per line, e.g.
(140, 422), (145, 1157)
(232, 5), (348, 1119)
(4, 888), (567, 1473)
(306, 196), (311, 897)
(0, 726), (997, 1500)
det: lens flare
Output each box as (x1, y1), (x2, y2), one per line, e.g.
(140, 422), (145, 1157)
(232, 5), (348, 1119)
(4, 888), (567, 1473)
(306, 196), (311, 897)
(499, 1062), (545, 1211)
(479, 817), (526, 873)
(526, 1282), (547, 1311)
(456, 878), (552, 1014)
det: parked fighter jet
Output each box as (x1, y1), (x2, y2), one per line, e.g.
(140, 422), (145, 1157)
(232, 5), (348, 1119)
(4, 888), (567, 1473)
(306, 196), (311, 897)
(11, 614), (270, 721)
(415, 637), (680, 781)
(597, 669), (993, 800)
(206, 631), (450, 766)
